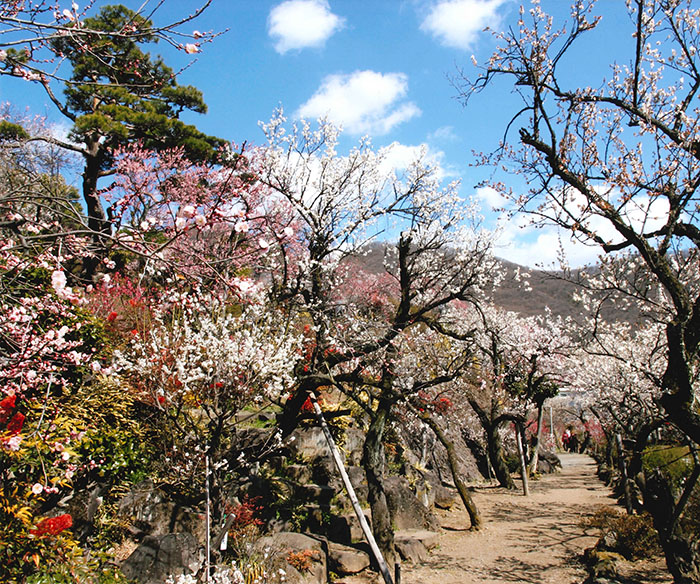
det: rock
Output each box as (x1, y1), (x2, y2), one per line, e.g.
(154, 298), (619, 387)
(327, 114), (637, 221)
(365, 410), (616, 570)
(384, 475), (440, 531)
(346, 465), (369, 501)
(296, 483), (336, 505)
(433, 483), (458, 510)
(342, 428), (366, 466)
(118, 480), (204, 542)
(328, 541), (371, 575)
(286, 463), (314, 484)
(394, 537), (428, 563)
(537, 451), (562, 474)
(121, 533), (201, 584)
(326, 511), (371, 544)
(257, 532), (327, 584)
(584, 547), (624, 579)
(285, 427), (330, 460)
(394, 530), (440, 564)
(227, 427), (282, 469)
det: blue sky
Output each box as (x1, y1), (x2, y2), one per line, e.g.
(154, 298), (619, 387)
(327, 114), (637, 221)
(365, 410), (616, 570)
(0, 0), (634, 268)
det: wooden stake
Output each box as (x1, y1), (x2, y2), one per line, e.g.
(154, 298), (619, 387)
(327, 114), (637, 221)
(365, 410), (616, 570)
(309, 394), (394, 584)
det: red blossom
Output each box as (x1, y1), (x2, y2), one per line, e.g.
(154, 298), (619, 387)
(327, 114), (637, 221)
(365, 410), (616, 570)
(0, 394), (16, 424)
(6, 412), (25, 434)
(30, 513), (73, 537)
(107, 311), (118, 322)
(301, 396), (314, 413)
(227, 496), (263, 535)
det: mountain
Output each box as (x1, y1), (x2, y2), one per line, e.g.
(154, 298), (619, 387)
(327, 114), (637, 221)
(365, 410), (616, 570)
(352, 242), (585, 319)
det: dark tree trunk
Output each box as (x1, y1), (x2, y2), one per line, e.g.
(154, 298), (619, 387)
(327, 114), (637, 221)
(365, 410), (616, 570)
(361, 400), (395, 568)
(421, 414), (481, 529)
(487, 422), (516, 490)
(644, 470), (700, 584)
(461, 430), (491, 480)
(468, 398), (516, 490)
(81, 148), (110, 278)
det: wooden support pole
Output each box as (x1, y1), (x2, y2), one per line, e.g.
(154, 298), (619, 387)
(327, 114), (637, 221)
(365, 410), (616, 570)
(515, 427), (530, 497)
(309, 394), (394, 584)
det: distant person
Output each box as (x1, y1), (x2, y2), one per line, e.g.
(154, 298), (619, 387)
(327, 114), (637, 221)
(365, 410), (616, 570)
(568, 434), (579, 453)
(562, 429), (571, 451)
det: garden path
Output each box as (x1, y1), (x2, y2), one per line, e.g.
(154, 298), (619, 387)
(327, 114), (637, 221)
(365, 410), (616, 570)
(349, 453), (671, 584)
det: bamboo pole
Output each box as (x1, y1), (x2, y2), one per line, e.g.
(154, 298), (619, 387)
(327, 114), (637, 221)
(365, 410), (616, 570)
(515, 428), (530, 496)
(309, 394), (394, 584)
(205, 451), (211, 583)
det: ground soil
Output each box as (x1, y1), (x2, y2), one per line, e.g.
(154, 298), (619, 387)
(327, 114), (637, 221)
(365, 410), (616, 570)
(344, 453), (672, 584)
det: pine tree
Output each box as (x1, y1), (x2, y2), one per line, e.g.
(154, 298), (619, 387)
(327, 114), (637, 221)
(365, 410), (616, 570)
(50, 5), (226, 236)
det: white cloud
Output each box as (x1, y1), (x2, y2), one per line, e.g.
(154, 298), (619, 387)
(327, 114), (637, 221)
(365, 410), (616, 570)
(296, 70), (421, 135)
(475, 185), (505, 211)
(491, 218), (603, 269)
(428, 125), (459, 142)
(268, 0), (344, 54)
(421, 0), (507, 50)
(378, 142), (448, 180)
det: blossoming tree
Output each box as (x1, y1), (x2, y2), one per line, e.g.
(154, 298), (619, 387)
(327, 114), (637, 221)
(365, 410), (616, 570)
(1, 2), (226, 273)
(459, 1), (700, 579)
(250, 110), (498, 568)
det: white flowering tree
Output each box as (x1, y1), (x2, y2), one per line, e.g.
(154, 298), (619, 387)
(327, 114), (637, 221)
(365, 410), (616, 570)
(461, 0), (700, 444)
(458, 2), (700, 578)
(444, 302), (572, 488)
(116, 285), (299, 517)
(250, 111), (497, 567)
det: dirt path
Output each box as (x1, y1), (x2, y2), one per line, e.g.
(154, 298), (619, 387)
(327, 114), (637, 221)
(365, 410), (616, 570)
(398, 453), (671, 584)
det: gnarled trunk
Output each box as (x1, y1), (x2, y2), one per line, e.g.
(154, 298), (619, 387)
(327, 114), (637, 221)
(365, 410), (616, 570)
(361, 400), (395, 568)
(469, 398), (516, 490)
(487, 422), (515, 490)
(422, 414), (481, 529)
(527, 401), (545, 476)
(645, 469), (700, 584)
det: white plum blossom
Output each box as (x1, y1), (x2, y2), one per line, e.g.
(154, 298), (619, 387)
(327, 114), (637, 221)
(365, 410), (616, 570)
(51, 270), (67, 294)
(181, 204), (196, 218)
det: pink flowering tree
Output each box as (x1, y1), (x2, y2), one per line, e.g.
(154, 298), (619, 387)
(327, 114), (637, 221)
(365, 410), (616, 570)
(0, 2), (226, 274)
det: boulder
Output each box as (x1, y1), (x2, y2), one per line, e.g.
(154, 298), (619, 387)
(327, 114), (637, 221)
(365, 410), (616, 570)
(326, 510), (371, 544)
(342, 428), (367, 466)
(118, 480), (204, 542)
(121, 533), (201, 584)
(394, 530), (439, 564)
(433, 483), (458, 509)
(328, 541), (371, 575)
(384, 476), (440, 531)
(286, 463), (314, 484)
(537, 451), (562, 474)
(285, 427), (330, 460)
(257, 531), (327, 584)
(584, 547), (624, 579)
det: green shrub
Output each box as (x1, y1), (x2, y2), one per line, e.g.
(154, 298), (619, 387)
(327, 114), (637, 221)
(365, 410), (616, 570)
(642, 445), (692, 491)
